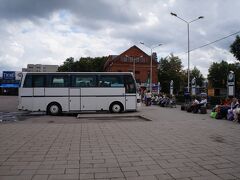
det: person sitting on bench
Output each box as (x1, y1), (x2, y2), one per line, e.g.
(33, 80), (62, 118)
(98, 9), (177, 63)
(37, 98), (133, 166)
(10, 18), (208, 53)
(192, 96), (207, 113)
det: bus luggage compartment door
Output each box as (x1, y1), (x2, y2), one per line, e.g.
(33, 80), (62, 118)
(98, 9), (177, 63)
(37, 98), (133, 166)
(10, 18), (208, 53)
(69, 88), (81, 111)
(125, 94), (137, 111)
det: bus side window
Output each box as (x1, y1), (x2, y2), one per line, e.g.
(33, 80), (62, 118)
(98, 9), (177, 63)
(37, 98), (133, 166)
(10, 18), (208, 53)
(23, 75), (32, 87)
(33, 75), (45, 87)
(99, 75), (124, 87)
(47, 75), (69, 87)
(72, 75), (97, 87)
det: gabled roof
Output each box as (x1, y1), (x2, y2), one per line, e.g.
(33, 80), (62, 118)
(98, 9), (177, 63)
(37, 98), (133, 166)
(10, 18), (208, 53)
(104, 45), (159, 70)
(118, 45), (150, 57)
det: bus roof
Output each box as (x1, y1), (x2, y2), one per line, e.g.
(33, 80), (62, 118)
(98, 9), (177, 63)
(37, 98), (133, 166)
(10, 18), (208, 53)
(22, 72), (134, 75)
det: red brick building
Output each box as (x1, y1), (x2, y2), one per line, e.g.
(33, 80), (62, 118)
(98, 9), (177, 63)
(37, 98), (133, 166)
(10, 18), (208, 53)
(104, 45), (158, 86)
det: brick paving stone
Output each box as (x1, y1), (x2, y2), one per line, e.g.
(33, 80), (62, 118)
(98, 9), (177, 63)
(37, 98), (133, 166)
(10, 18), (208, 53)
(20, 169), (37, 175)
(0, 175), (33, 180)
(210, 168), (240, 175)
(123, 171), (139, 177)
(230, 172), (240, 178)
(32, 175), (49, 180)
(137, 169), (166, 176)
(48, 174), (79, 180)
(168, 171), (200, 179)
(0, 104), (240, 179)
(65, 168), (79, 174)
(95, 172), (125, 179)
(36, 168), (65, 175)
(217, 173), (238, 180)
(79, 173), (94, 179)
(0, 169), (22, 176)
(126, 175), (158, 180)
(191, 175), (223, 180)
(155, 173), (174, 180)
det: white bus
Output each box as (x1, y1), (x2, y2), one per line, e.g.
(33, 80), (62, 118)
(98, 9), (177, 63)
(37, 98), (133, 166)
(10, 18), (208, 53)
(18, 72), (138, 115)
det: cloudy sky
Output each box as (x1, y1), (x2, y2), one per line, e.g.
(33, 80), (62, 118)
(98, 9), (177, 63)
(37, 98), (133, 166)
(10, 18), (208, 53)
(0, 0), (239, 76)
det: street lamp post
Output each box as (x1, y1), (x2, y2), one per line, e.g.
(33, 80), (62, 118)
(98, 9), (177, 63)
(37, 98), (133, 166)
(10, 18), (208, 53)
(170, 12), (203, 93)
(140, 42), (162, 93)
(125, 55), (143, 78)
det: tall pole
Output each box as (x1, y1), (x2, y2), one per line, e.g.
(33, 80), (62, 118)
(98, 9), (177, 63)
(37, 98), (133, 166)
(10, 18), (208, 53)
(150, 48), (153, 93)
(187, 23), (190, 93)
(170, 12), (203, 93)
(133, 57), (135, 78)
(140, 42), (162, 93)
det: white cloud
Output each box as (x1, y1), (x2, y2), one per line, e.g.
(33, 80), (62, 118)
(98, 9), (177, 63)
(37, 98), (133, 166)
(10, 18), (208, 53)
(0, 0), (239, 76)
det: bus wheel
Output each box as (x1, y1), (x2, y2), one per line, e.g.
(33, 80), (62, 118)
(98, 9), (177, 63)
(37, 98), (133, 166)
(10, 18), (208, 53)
(47, 102), (62, 116)
(110, 102), (123, 113)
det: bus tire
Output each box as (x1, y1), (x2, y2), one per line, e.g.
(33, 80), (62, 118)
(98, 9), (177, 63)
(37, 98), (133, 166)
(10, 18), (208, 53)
(47, 102), (62, 116)
(109, 102), (123, 113)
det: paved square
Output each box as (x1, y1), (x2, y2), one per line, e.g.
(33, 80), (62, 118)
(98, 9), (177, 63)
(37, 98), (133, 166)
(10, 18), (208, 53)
(0, 102), (240, 179)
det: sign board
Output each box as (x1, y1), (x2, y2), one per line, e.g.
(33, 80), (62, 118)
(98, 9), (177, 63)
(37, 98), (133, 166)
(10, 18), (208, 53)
(227, 71), (235, 97)
(0, 84), (20, 88)
(208, 88), (214, 96)
(170, 80), (173, 95)
(2, 71), (15, 80)
(191, 77), (196, 96)
(15, 71), (22, 80)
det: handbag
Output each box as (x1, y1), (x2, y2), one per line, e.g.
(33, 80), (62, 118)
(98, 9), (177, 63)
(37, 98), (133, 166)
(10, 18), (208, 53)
(210, 111), (217, 118)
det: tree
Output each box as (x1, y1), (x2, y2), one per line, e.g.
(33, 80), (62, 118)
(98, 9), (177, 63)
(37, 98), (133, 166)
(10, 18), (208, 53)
(58, 57), (75, 72)
(208, 60), (232, 88)
(158, 54), (183, 94)
(58, 56), (108, 72)
(230, 35), (240, 61)
(208, 61), (240, 97)
(190, 66), (204, 87)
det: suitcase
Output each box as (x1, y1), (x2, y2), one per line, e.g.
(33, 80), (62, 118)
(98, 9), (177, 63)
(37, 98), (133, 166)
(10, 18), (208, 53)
(200, 107), (207, 114)
(192, 107), (198, 113)
(186, 105), (192, 112)
(181, 105), (185, 111)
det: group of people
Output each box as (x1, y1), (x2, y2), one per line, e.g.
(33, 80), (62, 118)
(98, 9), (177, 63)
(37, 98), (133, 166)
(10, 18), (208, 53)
(187, 96), (208, 113)
(140, 90), (176, 107)
(140, 89), (240, 123)
(211, 97), (240, 122)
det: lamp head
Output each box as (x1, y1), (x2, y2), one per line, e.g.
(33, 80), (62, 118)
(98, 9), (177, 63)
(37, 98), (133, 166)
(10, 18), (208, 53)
(140, 42), (144, 45)
(170, 12), (177, 17)
(198, 16), (204, 19)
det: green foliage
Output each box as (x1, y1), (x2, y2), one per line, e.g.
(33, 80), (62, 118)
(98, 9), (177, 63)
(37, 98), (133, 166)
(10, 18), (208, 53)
(208, 60), (233, 88)
(58, 57), (75, 72)
(230, 35), (240, 61)
(208, 61), (228, 88)
(158, 54), (183, 94)
(58, 56), (108, 72)
(208, 61), (240, 97)
(191, 66), (205, 87)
